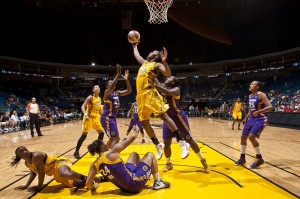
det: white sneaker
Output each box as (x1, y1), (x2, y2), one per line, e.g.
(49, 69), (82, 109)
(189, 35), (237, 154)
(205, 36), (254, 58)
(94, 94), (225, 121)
(179, 140), (190, 159)
(156, 142), (165, 160)
(153, 180), (170, 190)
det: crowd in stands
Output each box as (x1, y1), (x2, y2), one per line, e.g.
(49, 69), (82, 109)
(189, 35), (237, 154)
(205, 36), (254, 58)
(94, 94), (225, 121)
(0, 107), (81, 134)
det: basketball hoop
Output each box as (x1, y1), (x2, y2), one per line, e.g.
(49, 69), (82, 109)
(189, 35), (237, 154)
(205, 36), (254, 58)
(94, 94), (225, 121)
(144, 0), (173, 24)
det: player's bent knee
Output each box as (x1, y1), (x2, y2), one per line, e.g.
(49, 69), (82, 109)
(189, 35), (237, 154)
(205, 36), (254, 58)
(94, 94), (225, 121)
(145, 152), (155, 159)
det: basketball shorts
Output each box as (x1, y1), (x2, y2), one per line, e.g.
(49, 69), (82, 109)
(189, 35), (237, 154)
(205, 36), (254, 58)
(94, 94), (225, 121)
(53, 158), (73, 188)
(82, 114), (103, 133)
(100, 115), (119, 137)
(163, 111), (192, 141)
(136, 89), (167, 121)
(232, 112), (242, 120)
(242, 116), (268, 138)
(128, 115), (143, 130)
(124, 162), (151, 193)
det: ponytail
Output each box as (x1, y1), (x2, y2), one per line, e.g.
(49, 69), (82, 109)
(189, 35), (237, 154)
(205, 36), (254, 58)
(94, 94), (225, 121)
(10, 147), (22, 168)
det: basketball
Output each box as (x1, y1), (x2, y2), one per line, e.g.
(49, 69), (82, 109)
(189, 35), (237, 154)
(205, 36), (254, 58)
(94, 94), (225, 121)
(128, 30), (140, 44)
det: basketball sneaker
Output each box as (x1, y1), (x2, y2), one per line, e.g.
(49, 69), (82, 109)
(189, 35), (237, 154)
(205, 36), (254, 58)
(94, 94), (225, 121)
(153, 180), (170, 190)
(141, 138), (146, 144)
(250, 158), (264, 169)
(200, 158), (210, 173)
(235, 157), (246, 166)
(163, 162), (173, 172)
(179, 140), (190, 159)
(156, 142), (165, 160)
(74, 151), (81, 160)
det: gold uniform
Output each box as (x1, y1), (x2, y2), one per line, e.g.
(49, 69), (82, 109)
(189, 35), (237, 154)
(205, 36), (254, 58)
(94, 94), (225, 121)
(136, 61), (167, 121)
(25, 154), (73, 187)
(232, 102), (242, 120)
(82, 95), (103, 133)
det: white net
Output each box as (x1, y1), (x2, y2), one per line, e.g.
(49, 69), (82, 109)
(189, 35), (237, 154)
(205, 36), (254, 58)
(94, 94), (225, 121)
(144, 0), (173, 24)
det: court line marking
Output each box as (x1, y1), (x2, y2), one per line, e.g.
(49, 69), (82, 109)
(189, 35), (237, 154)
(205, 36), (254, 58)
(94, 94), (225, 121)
(0, 147), (76, 192)
(28, 150), (88, 199)
(219, 142), (300, 178)
(158, 163), (243, 188)
(203, 142), (299, 198)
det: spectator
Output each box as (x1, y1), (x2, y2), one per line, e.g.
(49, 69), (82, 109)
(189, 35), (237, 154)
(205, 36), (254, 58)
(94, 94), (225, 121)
(20, 112), (29, 130)
(220, 102), (229, 119)
(195, 105), (200, 117)
(283, 104), (293, 112)
(10, 111), (20, 131)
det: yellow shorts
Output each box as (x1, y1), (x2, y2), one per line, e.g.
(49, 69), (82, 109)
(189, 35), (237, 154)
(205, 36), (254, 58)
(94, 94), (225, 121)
(232, 112), (242, 120)
(136, 89), (167, 121)
(53, 159), (73, 188)
(82, 114), (103, 133)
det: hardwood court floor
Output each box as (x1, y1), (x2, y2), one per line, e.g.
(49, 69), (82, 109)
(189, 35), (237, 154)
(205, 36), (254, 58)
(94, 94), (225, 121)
(0, 117), (299, 199)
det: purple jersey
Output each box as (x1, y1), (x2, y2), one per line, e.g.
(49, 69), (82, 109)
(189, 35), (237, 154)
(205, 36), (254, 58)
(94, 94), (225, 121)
(103, 91), (120, 117)
(131, 102), (138, 119)
(249, 91), (267, 118)
(94, 152), (151, 193)
(164, 95), (181, 117)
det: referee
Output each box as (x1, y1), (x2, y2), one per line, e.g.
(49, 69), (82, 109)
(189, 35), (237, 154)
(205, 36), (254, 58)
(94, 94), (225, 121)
(26, 97), (43, 137)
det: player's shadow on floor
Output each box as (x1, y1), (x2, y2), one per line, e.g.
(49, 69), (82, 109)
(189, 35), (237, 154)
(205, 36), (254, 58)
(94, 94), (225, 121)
(39, 184), (68, 194)
(67, 184), (152, 196)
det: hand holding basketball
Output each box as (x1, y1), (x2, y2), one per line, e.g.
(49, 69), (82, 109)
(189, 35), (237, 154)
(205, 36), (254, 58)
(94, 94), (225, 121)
(128, 30), (140, 44)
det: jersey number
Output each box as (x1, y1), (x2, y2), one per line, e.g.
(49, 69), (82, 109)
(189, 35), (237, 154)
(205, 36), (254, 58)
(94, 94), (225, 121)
(100, 166), (111, 176)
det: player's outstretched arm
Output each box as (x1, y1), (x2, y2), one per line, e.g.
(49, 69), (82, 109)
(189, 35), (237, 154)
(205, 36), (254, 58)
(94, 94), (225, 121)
(155, 47), (171, 77)
(86, 163), (99, 191)
(118, 70), (132, 96)
(132, 43), (146, 65)
(103, 65), (122, 100)
(111, 127), (139, 153)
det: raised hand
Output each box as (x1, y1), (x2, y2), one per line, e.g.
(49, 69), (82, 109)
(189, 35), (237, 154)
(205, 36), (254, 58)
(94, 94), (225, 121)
(161, 47), (168, 63)
(116, 64), (122, 77)
(122, 70), (129, 81)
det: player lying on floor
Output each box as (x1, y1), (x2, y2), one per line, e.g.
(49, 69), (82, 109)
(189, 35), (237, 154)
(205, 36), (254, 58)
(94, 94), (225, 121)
(11, 146), (105, 192)
(86, 127), (170, 192)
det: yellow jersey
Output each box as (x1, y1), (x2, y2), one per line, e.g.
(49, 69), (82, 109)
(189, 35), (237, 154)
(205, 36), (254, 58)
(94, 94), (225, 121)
(86, 95), (102, 118)
(233, 102), (242, 113)
(136, 61), (158, 94)
(25, 154), (69, 176)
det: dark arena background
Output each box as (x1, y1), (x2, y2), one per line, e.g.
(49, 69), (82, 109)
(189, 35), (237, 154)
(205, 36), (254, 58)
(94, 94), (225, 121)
(0, 1), (299, 199)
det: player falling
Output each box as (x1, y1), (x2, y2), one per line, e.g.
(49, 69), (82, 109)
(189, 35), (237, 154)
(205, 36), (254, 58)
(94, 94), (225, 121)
(123, 101), (146, 143)
(132, 42), (189, 159)
(101, 64), (132, 148)
(155, 77), (210, 173)
(235, 81), (272, 169)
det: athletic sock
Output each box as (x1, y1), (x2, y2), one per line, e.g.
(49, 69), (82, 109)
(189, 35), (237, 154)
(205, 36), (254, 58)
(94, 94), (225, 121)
(166, 157), (171, 164)
(241, 145), (246, 154)
(150, 136), (160, 145)
(173, 130), (183, 142)
(153, 173), (161, 181)
(75, 134), (87, 152)
(98, 132), (104, 140)
(254, 146), (261, 155)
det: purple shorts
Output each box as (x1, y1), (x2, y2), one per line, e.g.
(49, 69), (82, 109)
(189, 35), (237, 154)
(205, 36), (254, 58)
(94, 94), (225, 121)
(128, 115), (143, 130)
(242, 116), (268, 138)
(124, 162), (151, 193)
(100, 114), (119, 137)
(163, 111), (193, 141)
